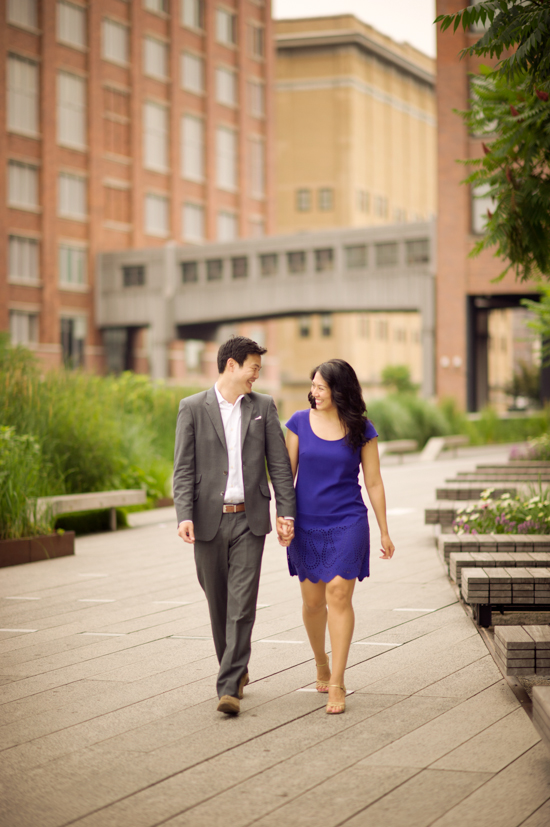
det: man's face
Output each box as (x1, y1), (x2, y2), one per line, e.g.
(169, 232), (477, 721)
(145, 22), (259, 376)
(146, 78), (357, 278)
(230, 354), (262, 395)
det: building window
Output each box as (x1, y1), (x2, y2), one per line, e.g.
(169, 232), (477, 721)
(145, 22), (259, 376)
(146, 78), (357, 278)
(217, 211), (237, 241)
(296, 189), (311, 212)
(216, 9), (236, 45)
(207, 259), (223, 281)
(144, 193), (169, 236)
(123, 265), (145, 286)
(181, 115), (204, 181)
(373, 195), (388, 217)
(375, 242), (398, 267)
(104, 185), (131, 224)
(57, 71), (86, 149)
(181, 52), (204, 94)
(232, 256), (248, 279)
(181, 261), (198, 283)
(346, 245), (367, 269)
(406, 238), (430, 264)
(394, 328), (407, 342)
(59, 245), (87, 286)
(7, 0), (37, 29)
(260, 253), (277, 276)
(375, 319), (388, 340)
(181, 0), (204, 29)
(299, 316), (311, 338)
(249, 138), (265, 199)
(318, 188), (333, 211)
(145, 0), (168, 13)
(248, 24), (264, 58)
(8, 161), (39, 208)
(357, 189), (369, 212)
(287, 250), (306, 274)
(9, 310), (38, 346)
(9, 236), (39, 282)
(58, 172), (87, 218)
(216, 67), (237, 106)
(472, 184), (492, 234)
(248, 80), (265, 118)
(359, 315), (370, 338)
(60, 316), (86, 368)
(216, 127), (237, 191)
(7, 55), (39, 136)
(315, 248), (333, 272)
(144, 102), (168, 171)
(57, 1), (86, 49)
(143, 36), (168, 79)
(102, 19), (129, 64)
(320, 313), (332, 338)
(182, 202), (205, 242)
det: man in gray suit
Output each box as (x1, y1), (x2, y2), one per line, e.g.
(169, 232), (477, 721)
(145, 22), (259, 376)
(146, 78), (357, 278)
(174, 336), (296, 715)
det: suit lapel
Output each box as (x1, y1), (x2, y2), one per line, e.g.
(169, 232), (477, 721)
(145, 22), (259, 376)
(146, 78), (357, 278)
(205, 386), (227, 451)
(240, 394), (254, 448)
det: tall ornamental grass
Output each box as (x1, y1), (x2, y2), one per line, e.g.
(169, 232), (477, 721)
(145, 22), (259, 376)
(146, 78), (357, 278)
(0, 427), (53, 540)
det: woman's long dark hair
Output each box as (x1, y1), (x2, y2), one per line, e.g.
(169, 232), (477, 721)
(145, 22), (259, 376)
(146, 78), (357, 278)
(308, 359), (370, 451)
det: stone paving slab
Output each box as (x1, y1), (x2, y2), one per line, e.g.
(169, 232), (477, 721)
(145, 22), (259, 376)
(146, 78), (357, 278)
(1, 445), (550, 827)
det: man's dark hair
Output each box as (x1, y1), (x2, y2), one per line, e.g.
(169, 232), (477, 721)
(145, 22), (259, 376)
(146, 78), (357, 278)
(217, 336), (267, 374)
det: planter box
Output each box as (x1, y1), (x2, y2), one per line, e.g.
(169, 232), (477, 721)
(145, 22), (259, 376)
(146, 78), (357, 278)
(0, 532), (75, 568)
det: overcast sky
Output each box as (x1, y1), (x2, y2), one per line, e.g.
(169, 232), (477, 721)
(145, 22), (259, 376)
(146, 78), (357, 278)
(272, 0), (437, 58)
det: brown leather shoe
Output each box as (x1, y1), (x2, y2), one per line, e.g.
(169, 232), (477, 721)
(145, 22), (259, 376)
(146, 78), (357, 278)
(217, 695), (240, 715)
(238, 672), (249, 700)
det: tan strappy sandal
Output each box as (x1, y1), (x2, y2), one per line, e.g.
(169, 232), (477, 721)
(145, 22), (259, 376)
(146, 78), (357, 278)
(326, 684), (346, 714)
(315, 655), (330, 693)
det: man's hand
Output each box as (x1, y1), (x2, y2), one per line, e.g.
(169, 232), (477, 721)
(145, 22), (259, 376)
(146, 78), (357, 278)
(178, 520), (195, 544)
(276, 517), (294, 547)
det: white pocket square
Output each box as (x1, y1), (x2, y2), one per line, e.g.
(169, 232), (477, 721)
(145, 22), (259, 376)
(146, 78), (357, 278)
(254, 415), (262, 420)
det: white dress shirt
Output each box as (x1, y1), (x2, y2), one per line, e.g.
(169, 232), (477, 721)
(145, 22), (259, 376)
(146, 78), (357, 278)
(215, 384), (245, 504)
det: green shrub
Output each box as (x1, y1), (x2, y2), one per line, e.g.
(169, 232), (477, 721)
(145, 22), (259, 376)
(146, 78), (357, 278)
(367, 394), (451, 446)
(0, 426), (54, 539)
(510, 433), (550, 461)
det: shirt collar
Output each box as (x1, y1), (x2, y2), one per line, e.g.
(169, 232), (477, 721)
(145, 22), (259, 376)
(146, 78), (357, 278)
(215, 383), (244, 408)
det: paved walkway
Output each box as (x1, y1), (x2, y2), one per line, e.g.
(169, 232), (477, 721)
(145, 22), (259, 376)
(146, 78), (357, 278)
(1, 446), (550, 827)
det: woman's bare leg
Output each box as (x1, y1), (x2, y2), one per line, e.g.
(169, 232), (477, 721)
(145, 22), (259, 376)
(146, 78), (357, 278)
(300, 579), (330, 683)
(326, 576), (356, 708)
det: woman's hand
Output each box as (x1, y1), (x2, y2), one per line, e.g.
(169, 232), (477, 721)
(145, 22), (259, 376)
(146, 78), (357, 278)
(380, 533), (395, 560)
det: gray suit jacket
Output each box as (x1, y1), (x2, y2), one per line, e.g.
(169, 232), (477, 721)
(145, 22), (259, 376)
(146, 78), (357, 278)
(173, 387), (296, 542)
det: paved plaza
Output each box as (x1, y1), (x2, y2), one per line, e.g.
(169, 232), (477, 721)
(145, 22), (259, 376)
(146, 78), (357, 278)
(1, 445), (550, 827)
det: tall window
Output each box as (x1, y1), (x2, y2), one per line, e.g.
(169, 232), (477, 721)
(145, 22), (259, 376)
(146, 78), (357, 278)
(7, 0), (37, 29)
(357, 189), (370, 212)
(249, 138), (264, 199)
(373, 195), (388, 217)
(10, 311), (39, 346)
(145, 0), (168, 13)
(145, 193), (169, 236)
(181, 0), (204, 29)
(8, 161), (39, 208)
(217, 211), (237, 241)
(320, 313), (332, 338)
(181, 52), (204, 94)
(296, 189), (311, 212)
(181, 115), (204, 181)
(102, 19), (129, 64)
(57, 72), (86, 148)
(7, 55), (39, 135)
(182, 203), (205, 242)
(58, 172), (87, 219)
(143, 36), (168, 79)
(315, 248), (334, 272)
(287, 251), (306, 274)
(318, 188), (334, 211)
(406, 239), (430, 264)
(216, 127), (237, 191)
(216, 67), (237, 107)
(248, 80), (265, 117)
(248, 25), (264, 58)
(216, 9), (236, 45)
(9, 236), (39, 282)
(345, 245), (367, 269)
(375, 242), (398, 267)
(57, 1), (86, 49)
(472, 184), (493, 234)
(60, 316), (86, 368)
(59, 245), (87, 286)
(143, 102), (168, 171)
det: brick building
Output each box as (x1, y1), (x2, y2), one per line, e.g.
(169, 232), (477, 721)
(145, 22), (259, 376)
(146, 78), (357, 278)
(436, 0), (543, 410)
(1, 0), (273, 371)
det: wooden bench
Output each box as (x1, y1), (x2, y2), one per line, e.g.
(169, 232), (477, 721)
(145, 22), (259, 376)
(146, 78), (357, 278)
(438, 533), (550, 566)
(494, 625), (550, 676)
(533, 686), (550, 755)
(36, 489), (147, 531)
(461, 566), (550, 627)
(419, 434), (469, 462)
(449, 551), (550, 584)
(435, 484), (518, 501)
(454, 469), (550, 482)
(378, 439), (418, 462)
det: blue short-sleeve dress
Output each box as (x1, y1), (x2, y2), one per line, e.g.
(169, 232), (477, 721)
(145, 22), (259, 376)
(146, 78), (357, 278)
(285, 409), (378, 583)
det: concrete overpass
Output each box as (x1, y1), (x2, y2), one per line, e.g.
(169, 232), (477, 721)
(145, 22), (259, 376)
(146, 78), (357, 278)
(96, 221), (436, 395)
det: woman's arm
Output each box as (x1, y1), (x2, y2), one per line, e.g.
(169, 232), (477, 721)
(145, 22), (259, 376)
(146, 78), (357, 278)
(285, 429), (299, 480)
(361, 438), (395, 559)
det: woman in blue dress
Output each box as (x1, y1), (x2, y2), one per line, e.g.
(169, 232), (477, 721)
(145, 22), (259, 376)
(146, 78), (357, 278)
(283, 359), (395, 714)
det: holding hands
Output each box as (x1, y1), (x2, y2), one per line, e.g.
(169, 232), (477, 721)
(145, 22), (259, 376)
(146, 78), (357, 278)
(276, 517), (295, 547)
